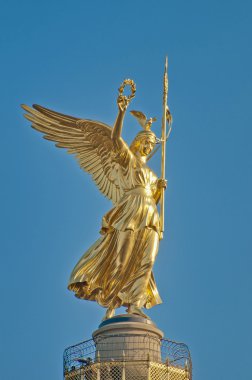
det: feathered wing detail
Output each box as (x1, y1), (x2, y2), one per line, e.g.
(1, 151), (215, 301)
(21, 104), (124, 204)
(130, 110), (147, 128)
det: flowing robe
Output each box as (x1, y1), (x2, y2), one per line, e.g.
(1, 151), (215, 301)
(68, 141), (162, 309)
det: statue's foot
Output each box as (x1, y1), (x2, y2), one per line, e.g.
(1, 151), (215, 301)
(126, 305), (150, 319)
(102, 307), (115, 321)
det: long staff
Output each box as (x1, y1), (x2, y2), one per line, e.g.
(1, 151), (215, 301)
(160, 57), (172, 238)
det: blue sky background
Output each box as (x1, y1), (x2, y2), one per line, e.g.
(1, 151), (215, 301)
(1, 0), (252, 379)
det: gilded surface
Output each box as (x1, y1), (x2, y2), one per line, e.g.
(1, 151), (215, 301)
(22, 77), (169, 320)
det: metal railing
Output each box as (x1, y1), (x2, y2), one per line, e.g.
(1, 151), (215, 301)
(63, 334), (192, 380)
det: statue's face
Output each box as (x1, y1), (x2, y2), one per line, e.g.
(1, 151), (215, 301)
(138, 137), (155, 156)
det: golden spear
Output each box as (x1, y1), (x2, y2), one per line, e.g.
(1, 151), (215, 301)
(160, 56), (172, 239)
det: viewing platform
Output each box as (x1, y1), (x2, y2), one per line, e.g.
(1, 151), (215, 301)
(63, 315), (192, 380)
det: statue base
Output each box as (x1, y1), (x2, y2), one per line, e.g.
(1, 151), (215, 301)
(93, 314), (164, 362)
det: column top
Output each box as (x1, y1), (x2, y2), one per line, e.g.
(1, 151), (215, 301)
(93, 314), (164, 339)
(99, 314), (156, 328)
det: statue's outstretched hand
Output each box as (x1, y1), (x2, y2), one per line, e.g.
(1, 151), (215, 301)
(117, 95), (130, 113)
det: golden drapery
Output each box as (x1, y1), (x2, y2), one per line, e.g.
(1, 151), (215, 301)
(68, 141), (162, 309)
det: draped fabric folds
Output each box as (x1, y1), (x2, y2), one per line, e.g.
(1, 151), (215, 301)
(68, 142), (162, 309)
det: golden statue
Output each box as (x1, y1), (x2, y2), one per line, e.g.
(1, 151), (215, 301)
(22, 61), (172, 320)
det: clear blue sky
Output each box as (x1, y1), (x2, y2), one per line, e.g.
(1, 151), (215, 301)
(1, 1), (251, 379)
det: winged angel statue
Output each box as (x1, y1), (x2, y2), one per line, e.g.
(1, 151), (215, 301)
(22, 79), (168, 320)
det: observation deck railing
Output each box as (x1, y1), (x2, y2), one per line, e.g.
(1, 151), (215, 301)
(63, 334), (192, 380)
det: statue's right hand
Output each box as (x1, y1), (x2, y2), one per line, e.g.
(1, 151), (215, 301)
(117, 95), (129, 112)
(157, 178), (168, 190)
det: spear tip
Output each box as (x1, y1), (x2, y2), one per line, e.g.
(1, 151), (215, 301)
(165, 56), (168, 71)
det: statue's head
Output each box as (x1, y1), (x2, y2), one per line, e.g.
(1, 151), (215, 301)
(130, 130), (156, 157)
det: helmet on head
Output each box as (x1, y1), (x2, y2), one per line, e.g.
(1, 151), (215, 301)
(129, 110), (158, 153)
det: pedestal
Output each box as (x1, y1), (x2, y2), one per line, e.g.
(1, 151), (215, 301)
(93, 314), (163, 362)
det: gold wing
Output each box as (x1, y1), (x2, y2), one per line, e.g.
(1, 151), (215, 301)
(22, 104), (123, 204)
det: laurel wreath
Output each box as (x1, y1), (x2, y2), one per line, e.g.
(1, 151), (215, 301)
(118, 79), (136, 103)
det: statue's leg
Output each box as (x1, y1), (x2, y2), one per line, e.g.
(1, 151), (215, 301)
(126, 229), (159, 317)
(126, 304), (150, 319)
(104, 230), (134, 300)
(100, 231), (135, 321)
(102, 307), (115, 321)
